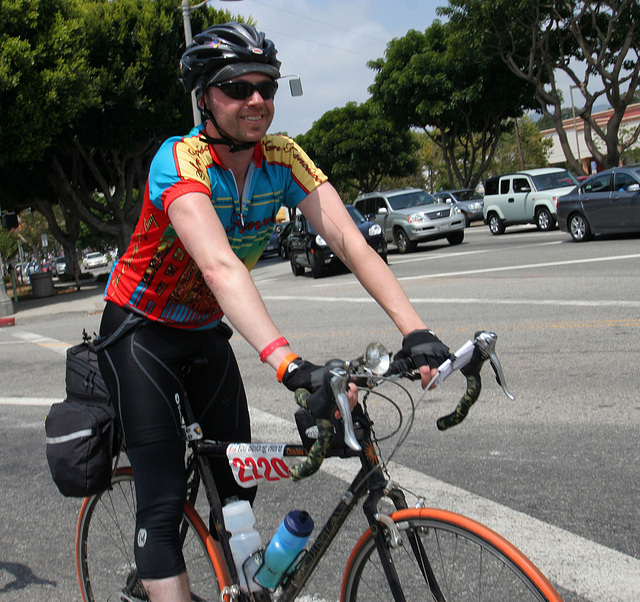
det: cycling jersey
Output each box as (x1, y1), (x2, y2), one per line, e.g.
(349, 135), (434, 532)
(104, 128), (327, 329)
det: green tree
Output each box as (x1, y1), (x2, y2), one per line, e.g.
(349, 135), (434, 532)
(295, 101), (420, 200)
(0, 0), (239, 286)
(369, 21), (537, 190)
(47, 0), (234, 254)
(0, 0), (99, 284)
(443, 0), (640, 173)
(0, 0), (99, 163)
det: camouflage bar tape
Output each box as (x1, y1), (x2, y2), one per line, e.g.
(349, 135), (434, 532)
(436, 373), (482, 431)
(289, 388), (334, 482)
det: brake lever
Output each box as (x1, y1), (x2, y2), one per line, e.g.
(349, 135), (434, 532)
(431, 332), (515, 400)
(329, 368), (362, 452)
(474, 332), (516, 400)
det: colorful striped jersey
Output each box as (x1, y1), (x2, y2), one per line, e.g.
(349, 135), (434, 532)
(104, 128), (327, 329)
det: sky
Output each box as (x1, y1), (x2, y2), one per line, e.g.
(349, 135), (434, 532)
(216, 0), (445, 137)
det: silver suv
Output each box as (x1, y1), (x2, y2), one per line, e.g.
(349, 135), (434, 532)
(482, 168), (578, 235)
(352, 188), (465, 253)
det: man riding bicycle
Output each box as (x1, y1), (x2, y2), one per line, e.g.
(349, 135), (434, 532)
(96, 21), (450, 602)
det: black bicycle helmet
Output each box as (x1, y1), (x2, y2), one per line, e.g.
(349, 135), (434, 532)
(180, 21), (281, 97)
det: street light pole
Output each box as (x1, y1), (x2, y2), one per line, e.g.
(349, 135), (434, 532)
(181, 0), (244, 127)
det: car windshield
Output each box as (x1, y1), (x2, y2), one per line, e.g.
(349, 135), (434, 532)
(345, 205), (366, 224)
(86, 252), (102, 259)
(531, 170), (579, 191)
(388, 191), (437, 210)
(453, 190), (483, 201)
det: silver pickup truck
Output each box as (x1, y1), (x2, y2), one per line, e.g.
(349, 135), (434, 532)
(352, 188), (465, 253)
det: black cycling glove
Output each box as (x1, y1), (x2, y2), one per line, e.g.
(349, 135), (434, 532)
(283, 358), (342, 421)
(397, 329), (451, 369)
(281, 358), (324, 393)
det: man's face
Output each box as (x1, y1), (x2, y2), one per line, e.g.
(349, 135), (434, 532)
(203, 72), (275, 144)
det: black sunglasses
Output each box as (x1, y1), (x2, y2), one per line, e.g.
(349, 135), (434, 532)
(212, 80), (279, 101)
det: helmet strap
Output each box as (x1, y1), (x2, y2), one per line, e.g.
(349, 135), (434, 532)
(199, 98), (257, 153)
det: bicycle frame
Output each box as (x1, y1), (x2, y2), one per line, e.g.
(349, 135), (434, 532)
(185, 408), (430, 602)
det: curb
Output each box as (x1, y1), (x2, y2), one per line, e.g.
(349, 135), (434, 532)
(0, 316), (16, 327)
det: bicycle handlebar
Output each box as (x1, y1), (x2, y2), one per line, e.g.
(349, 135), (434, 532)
(289, 331), (515, 481)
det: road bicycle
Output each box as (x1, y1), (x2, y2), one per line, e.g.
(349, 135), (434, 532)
(75, 331), (563, 601)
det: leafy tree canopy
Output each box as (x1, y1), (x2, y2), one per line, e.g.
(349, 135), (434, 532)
(369, 19), (537, 189)
(442, 0), (640, 172)
(296, 100), (419, 200)
(0, 0), (99, 164)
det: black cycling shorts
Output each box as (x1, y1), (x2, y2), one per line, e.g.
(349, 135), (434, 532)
(97, 301), (256, 579)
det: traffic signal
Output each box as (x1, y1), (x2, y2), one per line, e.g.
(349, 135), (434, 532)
(1, 212), (19, 230)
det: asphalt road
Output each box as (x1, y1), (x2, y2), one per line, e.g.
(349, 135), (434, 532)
(1, 224), (638, 601)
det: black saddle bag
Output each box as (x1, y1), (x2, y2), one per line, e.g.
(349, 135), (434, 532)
(45, 331), (120, 497)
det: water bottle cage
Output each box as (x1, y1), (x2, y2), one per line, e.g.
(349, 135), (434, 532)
(250, 548), (308, 593)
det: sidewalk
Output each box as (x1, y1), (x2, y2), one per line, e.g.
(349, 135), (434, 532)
(0, 279), (106, 326)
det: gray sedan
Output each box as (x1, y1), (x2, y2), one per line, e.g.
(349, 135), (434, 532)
(556, 164), (640, 241)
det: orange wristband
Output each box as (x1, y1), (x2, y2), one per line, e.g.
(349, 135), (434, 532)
(276, 352), (299, 382)
(259, 337), (289, 363)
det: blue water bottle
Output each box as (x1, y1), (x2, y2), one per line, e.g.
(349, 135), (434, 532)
(255, 510), (314, 589)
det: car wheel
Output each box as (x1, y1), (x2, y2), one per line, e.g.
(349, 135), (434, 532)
(487, 213), (505, 235)
(395, 229), (416, 254)
(569, 213), (592, 242)
(279, 244), (288, 260)
(536, 207), (555, 231)
(463, 214), (470, 228)
(290, 254), (304, 276)
(446, 231), (464, 246)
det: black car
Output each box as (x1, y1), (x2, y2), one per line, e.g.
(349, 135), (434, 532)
(277, 221), (293, 259)
(261, 221), (291, 258)
(288, 205), (387, 278)
(556, 164), (640, 241)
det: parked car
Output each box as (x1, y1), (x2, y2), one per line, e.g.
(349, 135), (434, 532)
(83, 251), (109, 269)
(432, 189), (484, 226)
(277, 221), (293, 259)
(53, 256), (67, 276)
(482, 168), (579, 235)
(556, 164), (640, 242)
(261, 222), (288, 258)
(288, 205), (387, 278)
(352, 188), (465, 254)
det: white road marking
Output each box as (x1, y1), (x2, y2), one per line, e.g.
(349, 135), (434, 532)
(263, 295), (640, 308)
(396, 252), (640, 282)
(9, 331), (69, 355)
(0, 397), (60, 406)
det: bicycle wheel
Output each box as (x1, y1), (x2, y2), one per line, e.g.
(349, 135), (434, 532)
(76, 467), (231, 601)
(341, 508), (562, 602)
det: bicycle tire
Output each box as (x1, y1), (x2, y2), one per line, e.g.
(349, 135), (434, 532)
(76, 467), (232, 602)
(341, 507), (562, 602)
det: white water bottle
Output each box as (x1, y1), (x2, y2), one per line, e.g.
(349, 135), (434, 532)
(222, 498), (263, 592)
(256, 510), (314, 589)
